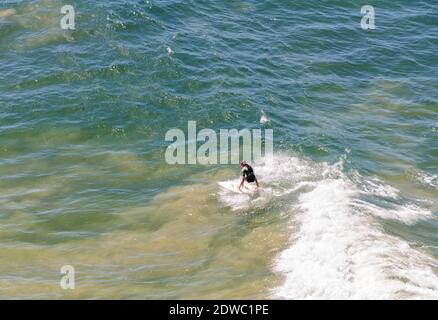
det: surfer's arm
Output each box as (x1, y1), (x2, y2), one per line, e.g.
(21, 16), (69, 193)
(255, 177), (260, 188)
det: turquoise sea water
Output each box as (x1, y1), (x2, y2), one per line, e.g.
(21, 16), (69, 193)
(0, 0), (437, 299)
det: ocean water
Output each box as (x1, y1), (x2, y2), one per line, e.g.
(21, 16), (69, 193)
(0, 0), (437, 299)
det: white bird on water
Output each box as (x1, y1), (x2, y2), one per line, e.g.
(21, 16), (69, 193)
(260, 109), (270, 124)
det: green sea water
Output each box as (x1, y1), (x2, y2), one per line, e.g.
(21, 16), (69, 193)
(0, 0), (437, 299)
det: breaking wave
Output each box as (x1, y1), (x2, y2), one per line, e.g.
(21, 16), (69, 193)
(218, 154), (438, 299)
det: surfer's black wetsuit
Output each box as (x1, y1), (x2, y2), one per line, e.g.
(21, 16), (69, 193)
(241, 164), (256, 183)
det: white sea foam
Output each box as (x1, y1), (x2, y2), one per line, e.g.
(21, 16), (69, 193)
(415, 171), (438, 189)
(352, 201), (433, 225)
(358, 176), (400, 199)
(273, 176), (438, 299)
(218, 153), (438, 299)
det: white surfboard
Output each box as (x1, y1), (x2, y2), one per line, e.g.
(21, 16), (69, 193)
(218, 181), (258, 194)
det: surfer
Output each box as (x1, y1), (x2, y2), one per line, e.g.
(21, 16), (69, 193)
(239, 160), (259, 191)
